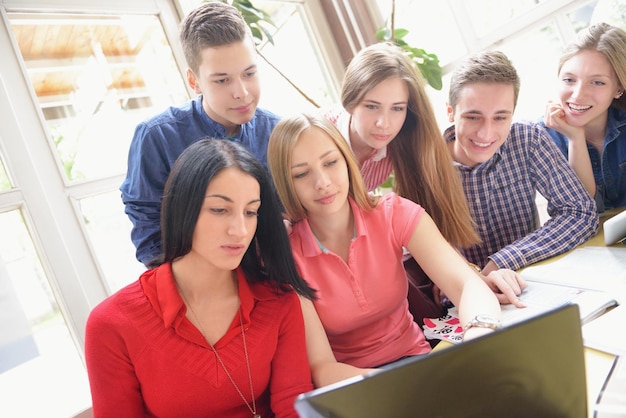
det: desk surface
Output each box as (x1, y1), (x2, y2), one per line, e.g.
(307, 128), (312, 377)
(433, 207), (626, 418)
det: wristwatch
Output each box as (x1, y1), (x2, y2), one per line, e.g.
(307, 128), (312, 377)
(462, 315), (501, 338)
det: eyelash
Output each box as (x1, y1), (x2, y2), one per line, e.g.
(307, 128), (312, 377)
(213, 71), (257, 85)
(209, 208), (259, 217)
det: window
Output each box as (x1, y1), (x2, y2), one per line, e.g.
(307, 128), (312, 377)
(371, 0), (622, 127)
(0, 1), (187, 416)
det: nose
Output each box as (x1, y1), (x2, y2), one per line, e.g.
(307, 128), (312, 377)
(314, 170), (331, 190)
(570, 81), (586, 100)
(227, 213), (248, 237)
(232, 78), (249, 100)
(477, 120), (495, 141)
(375, 111), (389, 128)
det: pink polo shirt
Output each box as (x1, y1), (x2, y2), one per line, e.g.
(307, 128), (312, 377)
(290, 193), (432, 368)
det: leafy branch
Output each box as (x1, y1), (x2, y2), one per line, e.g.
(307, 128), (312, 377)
(222, 0), (443, 110)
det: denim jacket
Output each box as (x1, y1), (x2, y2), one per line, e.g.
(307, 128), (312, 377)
(542, 106), (626, 211)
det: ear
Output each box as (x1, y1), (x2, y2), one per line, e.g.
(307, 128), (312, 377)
(446, 103), (455, 123)
(186, 69), (202, 94)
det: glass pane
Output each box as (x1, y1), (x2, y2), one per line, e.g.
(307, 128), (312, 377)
(590, 0), (626, 29)
(0, 153), (12, 191)
(568, 1), (597, 31)
(375, 0), (467, 67)
(254, 1), (337, 114)
(462, 0), (547, 37)
(9, 13), (189, 182)
(498, 22), (565, 122)
(78, 191), (145, 293)
(0, 209), (90, 417)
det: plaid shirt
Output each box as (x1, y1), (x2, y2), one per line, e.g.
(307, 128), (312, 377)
(444, 122), (599, 271)
(324, 105), (394, 191)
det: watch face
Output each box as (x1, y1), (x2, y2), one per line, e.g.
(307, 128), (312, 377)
(476, 315), (500, 326)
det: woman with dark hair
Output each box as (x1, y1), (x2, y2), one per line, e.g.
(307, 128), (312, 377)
(85, 139), (316, 417)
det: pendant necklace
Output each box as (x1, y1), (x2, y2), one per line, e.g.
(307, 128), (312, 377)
(180, 291), (260, 418)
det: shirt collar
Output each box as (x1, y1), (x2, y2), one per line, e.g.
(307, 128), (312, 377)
(196, 94), (249, 139)
(143, 263), (275, 329)
(606, 106), (626, 143)
(295, 196), (367, 257)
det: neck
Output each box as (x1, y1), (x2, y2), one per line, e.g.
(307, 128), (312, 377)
(584, 112), (609, 145)
(349, 120), (374, 165)
(172, 257), (238, 303)
(307, 200), (353, 243)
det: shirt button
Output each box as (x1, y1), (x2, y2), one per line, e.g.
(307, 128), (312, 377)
(355, 291), (361, 296)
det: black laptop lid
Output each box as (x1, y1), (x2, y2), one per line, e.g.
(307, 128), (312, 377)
(295, 304), (587, 418)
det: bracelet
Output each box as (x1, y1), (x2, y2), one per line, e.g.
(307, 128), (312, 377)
(468, 262), (481, 273)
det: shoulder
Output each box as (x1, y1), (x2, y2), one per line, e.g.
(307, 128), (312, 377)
(132, 98), (210, 145)
(609, 106), (626, 125)
(139, 99), (197, 130)
(87, 281), (144, 328)
(251, 107), (281, 125)
(509, 120), (547, 137)
(249, 281), (301, 309)
(378, 192), (422, 210)
(368, 193), (424, 222)
(507, 121), (556, 149)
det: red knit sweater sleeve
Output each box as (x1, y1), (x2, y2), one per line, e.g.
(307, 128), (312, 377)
(85, 284), (146, 417)
(269, 292), (314, 417)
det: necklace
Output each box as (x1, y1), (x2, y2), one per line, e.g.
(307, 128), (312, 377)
(180, 291), (260, 418)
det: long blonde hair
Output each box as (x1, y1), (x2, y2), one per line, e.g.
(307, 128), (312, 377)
(342, 42), (480, 248)
(268, 113), (377, 222)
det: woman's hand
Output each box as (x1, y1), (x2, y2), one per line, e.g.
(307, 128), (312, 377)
(544, 100), (585, 144)
(482, 269), (527, 307)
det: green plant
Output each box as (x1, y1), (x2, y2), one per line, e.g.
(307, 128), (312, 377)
(228, 0), (276, 46)
(375, 27), (443, 90)
(220, 0), (443, 103)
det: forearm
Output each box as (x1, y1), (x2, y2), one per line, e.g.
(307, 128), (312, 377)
(568, 138), (596, 197)
(312, 363), (377, 388)
(456, 276), (501, 329)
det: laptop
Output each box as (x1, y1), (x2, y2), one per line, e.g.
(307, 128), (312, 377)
(295, 304), (587, 418)
(604, 209), (626, 245)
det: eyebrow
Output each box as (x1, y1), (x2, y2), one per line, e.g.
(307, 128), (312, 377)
(462, 110), (512, 115)
(561, 71), (612, 78)
(362, 98), (408, 105)
(210, 64), (257, 78)
(291, 149), (338, 169)
(206, 194), (261, 205)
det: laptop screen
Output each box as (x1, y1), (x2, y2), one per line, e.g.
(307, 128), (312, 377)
(295, 304), (587, 418)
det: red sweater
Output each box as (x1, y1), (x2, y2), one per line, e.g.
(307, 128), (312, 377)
(85, 264), (312, 417)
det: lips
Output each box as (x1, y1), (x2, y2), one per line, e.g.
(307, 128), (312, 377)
(371, 133), (390, 142)
(232, 103), (252, 113)
(470, 139), (492, 149)
(222, 244), (246, 256)
(316, 193), (336, 205)
(568, 103), (592, 113)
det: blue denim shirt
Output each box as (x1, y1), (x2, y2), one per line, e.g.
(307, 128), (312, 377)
(542, 106), (626, 212)
(120, 95), (280, 266)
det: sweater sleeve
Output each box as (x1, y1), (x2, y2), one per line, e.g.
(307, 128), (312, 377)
(269, 293), (314, 418)
(85, 300), (146, 417)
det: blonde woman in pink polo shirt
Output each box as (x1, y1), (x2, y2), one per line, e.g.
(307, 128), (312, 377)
(268, 113), (505, 387)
